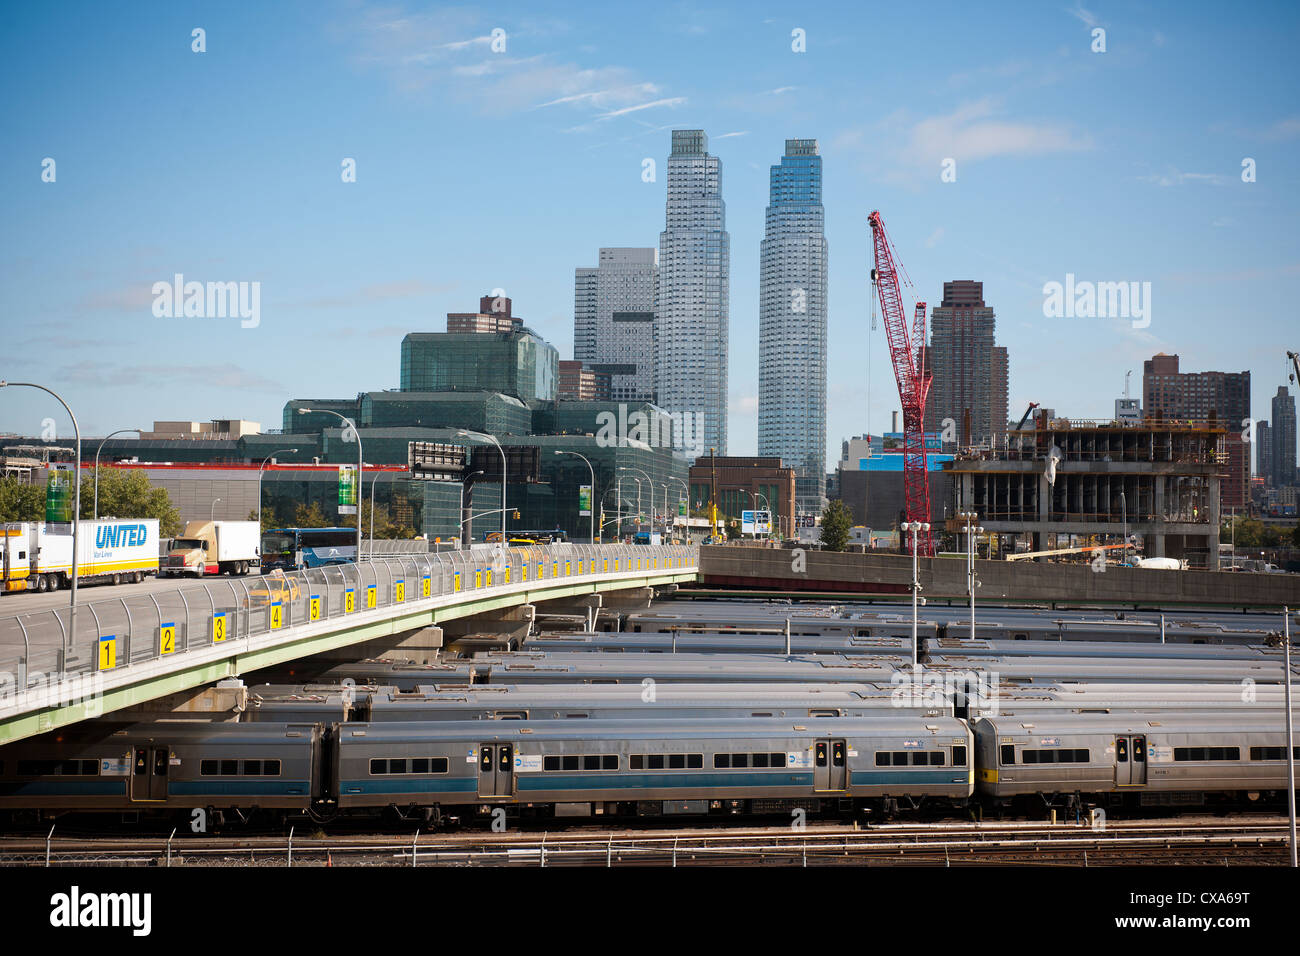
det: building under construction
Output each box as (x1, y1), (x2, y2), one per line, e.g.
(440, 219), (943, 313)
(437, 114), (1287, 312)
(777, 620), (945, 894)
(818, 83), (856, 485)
(943, 418), (1225, 569)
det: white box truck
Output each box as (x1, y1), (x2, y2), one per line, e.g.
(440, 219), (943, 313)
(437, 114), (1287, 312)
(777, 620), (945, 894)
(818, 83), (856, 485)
(1, 519), (160, 593)
(162, 520), (260, 577)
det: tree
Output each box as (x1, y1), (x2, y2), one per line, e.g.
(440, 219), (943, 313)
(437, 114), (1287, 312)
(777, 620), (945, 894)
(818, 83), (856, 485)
(79, 469), (182, 536)
(293, 502), (330, 527)
(820, 500), (852, 552)
(0, 477), (45, 522)
(248, 507), (276, 529)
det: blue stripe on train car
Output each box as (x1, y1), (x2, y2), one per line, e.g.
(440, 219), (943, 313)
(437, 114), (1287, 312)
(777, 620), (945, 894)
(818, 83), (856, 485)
(339, 779), (479, 795)
(516, 771), (814, 791)
(167, 780), (311, 796)
(0, 781), (127, 797)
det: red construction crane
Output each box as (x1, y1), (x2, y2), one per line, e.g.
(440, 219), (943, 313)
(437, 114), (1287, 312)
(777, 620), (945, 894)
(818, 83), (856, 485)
(868, 210), (934, 555)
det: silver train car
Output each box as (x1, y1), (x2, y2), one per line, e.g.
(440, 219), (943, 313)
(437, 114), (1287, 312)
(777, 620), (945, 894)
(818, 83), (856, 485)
(0, 722), (321, 817)
(520, 632), (909, 656)
(974, 712), (1300, 809)
(330, 716), (974, 822)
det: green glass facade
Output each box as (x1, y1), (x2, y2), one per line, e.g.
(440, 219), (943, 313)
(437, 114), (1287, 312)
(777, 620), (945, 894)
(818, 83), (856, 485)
(400, 331), (558, 403)
(283, 398), (362, 434)
(360, 390), (532, 435)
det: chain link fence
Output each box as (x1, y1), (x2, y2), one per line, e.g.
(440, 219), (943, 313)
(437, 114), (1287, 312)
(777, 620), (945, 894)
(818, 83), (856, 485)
(0, 543), (696, 701)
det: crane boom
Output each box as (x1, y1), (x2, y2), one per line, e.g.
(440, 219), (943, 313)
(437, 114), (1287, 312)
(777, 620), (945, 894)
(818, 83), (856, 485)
(869, 211), (934, 555)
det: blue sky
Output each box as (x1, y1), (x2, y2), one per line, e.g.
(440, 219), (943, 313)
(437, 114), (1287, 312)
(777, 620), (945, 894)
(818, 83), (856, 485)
(2, 0), (1297, 466)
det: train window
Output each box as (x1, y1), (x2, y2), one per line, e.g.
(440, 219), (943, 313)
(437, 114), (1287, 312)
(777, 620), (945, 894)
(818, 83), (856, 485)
(563, 756), (580, 771)
(731, 753), (750, 769)
(201, 759), (218, 776)
(17, 759), (100, 776)
(772, 753), (786, 768)
(716, 753), (731, 768)
(815, 743), (827, 767)
(603, 755), (618, 770)
(929, 752), (945, 766)
(391, 759), (408, 775)
(499, 747), (512, 771)
(631, 755), (643, 770)
(688, 755), (702, 769)
(220, 760), (238, 775)
(648, 755), (665, 770)
(911, 752), (929, 766)
(544, 756), (561, 771)
(1174, 747), (1241, 762)
(952, 747), (967, 767)
(1000, 745), (1015, 765)
(480, 750), (493, 772)
(412, 759), (429, 774)
(832, 743), (845, 767)
(154, 751), (168, 776)
(369, 759), (389, 775)
(263, 760), (281, 776)
(753, 753), (770, 768)
(1132, 739), (1146, 762)
(668, 754), (686, 770)
(1115, 739), (1128, 763)
(583, 755), (601, 771)
(243, 760), (262, 776)
(429, 758), (448, 774)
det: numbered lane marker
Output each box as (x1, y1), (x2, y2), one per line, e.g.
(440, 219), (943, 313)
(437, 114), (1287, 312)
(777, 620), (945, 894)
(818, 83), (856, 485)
(453, 571), (462, 593)
(213, 612), (229, 644)
(309, 594), (321, 622)
(421, 575), (431, 598)
(344, 588), (355, 614)
(270, 602), (283, 630)
(159, 622), (176, 655)
(366, 585), (377, 609)
(98, 634), (117, 670)
(395, 579), (406, 603)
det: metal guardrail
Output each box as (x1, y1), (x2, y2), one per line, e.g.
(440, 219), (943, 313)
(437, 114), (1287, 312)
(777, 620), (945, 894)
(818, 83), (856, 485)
(0, 544), (697, 705)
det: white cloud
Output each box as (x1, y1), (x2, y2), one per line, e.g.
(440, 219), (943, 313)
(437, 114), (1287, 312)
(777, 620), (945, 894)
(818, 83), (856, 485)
(597, 97), (686, 119)
(1140, 167), (1230, 187)
(887, 98), (1092, 172)
(924, 227), (945, 248)
(1066, 3), (1100, 28)
(715, 131), (749, 139)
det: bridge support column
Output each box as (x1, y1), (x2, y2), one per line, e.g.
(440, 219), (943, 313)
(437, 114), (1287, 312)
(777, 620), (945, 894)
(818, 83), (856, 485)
(442, 605), (535, 653)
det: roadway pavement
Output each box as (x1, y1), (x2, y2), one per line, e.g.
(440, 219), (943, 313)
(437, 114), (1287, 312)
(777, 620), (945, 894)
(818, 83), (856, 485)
(0, 572), (257, 615)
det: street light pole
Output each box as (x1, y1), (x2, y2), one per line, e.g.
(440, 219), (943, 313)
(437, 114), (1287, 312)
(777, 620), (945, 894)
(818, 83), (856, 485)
(369, 467), (402, 559)
(900, 521), (930, 669)
(669, 477), (688, 542)
(93, 428), (142, 520)
(0, 381), (80, 677)
(210, 498), (221, 522)
(959, 511), (983, 640)
(299, 408), (364, 567)
(554, 450), (596, 544)
(257, 447), (299, 531)
(457, 430), (506, 545)
(459, 470), (483, 548)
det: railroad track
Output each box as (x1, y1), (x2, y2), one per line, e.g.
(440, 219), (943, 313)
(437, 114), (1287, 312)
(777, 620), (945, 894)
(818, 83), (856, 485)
(1, 818), (1290, 867)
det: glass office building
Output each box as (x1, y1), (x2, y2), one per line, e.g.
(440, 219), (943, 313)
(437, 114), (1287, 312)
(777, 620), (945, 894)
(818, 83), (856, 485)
(400, 330), (558, 403)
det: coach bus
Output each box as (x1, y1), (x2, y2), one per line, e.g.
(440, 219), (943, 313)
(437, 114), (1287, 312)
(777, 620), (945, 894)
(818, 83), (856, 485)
(260, 527), (357, 572)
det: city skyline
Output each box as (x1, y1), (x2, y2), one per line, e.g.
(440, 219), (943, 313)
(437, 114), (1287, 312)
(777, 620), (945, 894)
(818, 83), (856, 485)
(2, 2), (1299, 471)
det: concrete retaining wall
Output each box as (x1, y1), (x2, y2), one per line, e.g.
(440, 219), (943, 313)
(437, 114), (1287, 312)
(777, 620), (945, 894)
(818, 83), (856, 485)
(699, 545), (1300, 608)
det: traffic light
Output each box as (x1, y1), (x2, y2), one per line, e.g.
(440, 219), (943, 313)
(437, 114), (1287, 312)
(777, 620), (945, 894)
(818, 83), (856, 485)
(513, 510), (521, 520)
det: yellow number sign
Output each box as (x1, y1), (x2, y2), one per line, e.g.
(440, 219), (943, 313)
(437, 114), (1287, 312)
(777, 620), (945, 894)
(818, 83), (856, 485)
(98, 635), (116, 670)
(309, 595), (321, 621)
(485, 569), (493, 586)
(421, 576), (431, 598)
(270, 602), (283, 630)
(521, 563), (528, 582)
(159, 622), (176, 655)
(395, 579), (406, 602)
(474, 570), (482, 589)
(366, 585), (377, 609)
(504, 566), (511, 584)
(213, 612), (229, 643)
(344, 588), (356, 613)
(453, 571), (462, 593)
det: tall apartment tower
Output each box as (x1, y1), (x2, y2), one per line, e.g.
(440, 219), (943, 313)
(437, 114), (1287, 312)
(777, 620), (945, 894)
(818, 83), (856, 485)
(922, 281), (1008, 445)
(657, 129), (730, 456)
(573, 248), (658, 403)
(758, 139), (828, 515)
(1273, 385), (1298, 487)
(1257, 420), (1272, 484)
(1142, 353), (1251, 510)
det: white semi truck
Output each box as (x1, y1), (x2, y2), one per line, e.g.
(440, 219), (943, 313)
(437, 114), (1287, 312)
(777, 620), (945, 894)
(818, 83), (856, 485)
(0, 518), (161, 593)
(161, 520), (261, 577)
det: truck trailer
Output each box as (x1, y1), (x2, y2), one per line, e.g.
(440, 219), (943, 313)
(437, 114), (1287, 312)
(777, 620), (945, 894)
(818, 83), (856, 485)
(162, 520), (261, 577)
(0, 519), (161, 593)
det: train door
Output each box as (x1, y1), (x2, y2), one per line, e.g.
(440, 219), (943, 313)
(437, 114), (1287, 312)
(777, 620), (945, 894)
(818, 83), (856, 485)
(1114, 735), (1147, 787)
(130, 746), (168, 801)
(477, 744), (515, 798)
(814, 739), (847, 792)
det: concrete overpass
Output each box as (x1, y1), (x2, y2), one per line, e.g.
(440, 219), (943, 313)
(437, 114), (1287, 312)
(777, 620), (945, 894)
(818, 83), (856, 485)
(0, 544), (697, 745)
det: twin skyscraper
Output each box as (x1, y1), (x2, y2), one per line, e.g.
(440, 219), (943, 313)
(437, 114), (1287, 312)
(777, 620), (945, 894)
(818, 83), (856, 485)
(573, 131), (828, 515)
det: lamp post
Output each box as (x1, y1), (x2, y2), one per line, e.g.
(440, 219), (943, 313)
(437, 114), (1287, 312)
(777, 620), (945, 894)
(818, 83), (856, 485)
(958, 511), (983, 640)
(93, 428), (142, 520)
(459, 470), (483, 548)
(619, 467), (651, 534)
(1121, 490), (1127, 558)
(0, 381), (80, 676)
(369, 467), (403, 559)
(299, 408), (363, 566)
(669, 477), (689, 542)
(456, 430), (506, 545)
(257, 448), (299, 531)
(899, 521), (930, 668)
(554, 450), (596, 544)
(210, 498), (221, 522)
